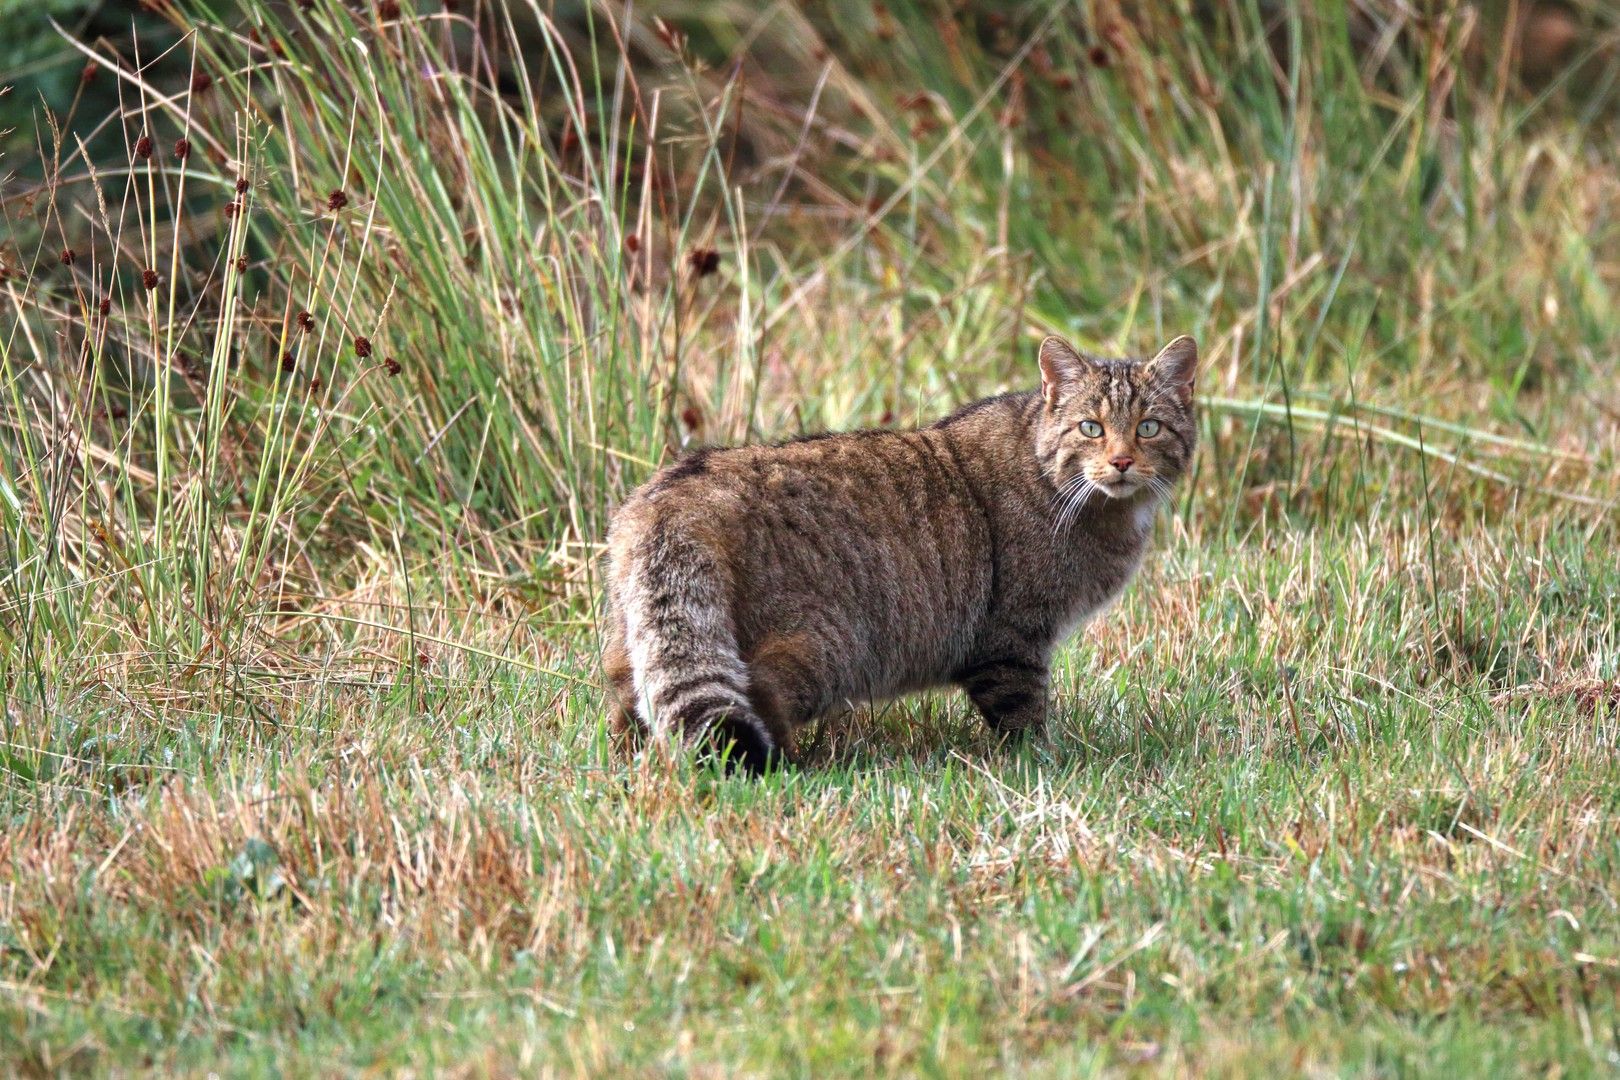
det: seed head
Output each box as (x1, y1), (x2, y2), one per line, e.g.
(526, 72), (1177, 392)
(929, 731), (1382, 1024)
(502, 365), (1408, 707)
(81, 62), (100, 84)
(236, 176), (250, 194)
(142, 268), (160, 290)
(174, 137), (191, 160)
(651, 16), (685, 53)
(873, 3), (896, 41)
(625, 233), (640, 254)
(327, 189), (349, 212)
(235, 256), (248, 273)
(297, 309), (314, 332)
(99, 297), (111, 316)
(280, 352), (296, 373)
(687, 248), (721, 278)
(354, 335), (372, 358)
(310, 375), (324, 392)
(60, 248), (76, 267)
(135, 135), (153, 160)
(224, 200), (240, 219)
(1088, 45), (1109, 68)
(384, 356), (401, 377)
(378, 0), (400, 19)
(191, 71), (213, 94)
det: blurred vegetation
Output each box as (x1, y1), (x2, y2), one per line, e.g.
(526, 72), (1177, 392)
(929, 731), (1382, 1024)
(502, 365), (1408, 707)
(1, 0), (182, 159)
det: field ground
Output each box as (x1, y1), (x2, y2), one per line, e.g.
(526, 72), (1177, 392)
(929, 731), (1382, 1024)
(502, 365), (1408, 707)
(7, 526), (1620, 1074)
(4, 0), (1620, 1074)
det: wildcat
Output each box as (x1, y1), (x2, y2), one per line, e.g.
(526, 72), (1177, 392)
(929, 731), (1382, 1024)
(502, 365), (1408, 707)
(601, 334), (1197, 772)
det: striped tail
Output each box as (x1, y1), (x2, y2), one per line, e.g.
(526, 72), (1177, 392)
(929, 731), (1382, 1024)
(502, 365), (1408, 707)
(614, 524), (778, 773)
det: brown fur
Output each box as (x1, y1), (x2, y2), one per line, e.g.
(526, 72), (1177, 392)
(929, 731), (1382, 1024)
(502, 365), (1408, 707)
(602, 335), (1198, 772)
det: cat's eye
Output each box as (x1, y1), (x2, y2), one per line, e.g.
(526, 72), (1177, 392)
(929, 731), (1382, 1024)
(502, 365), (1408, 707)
(1136, 419), (1161, 438)
(1078, 420), (1104, 438)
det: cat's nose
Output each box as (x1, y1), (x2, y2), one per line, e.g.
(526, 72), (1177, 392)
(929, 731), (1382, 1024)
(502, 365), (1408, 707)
(1109, 455), (1134, 474)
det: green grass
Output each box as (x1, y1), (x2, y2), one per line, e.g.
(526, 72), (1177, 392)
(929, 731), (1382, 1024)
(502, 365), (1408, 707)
(3, 0), (1620, 1074)
(5, 531), (1619, 1075)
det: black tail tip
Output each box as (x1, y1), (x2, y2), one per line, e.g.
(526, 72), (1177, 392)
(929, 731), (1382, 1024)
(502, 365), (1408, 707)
(701, 717), (787, 777)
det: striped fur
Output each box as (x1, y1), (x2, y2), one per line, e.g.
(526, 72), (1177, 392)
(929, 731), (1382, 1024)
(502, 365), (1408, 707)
(612, 521), (779, 771)
(603, 335), (1198, 771)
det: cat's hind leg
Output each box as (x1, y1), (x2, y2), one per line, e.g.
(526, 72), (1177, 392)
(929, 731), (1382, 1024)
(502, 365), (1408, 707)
(602, 615), (645, 756)
(743, 632), (835, 762)
(955, 656), (1048, 738)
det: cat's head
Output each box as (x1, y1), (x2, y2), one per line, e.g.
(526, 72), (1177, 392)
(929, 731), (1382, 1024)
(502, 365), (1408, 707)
(1033, 334), (1198, 502)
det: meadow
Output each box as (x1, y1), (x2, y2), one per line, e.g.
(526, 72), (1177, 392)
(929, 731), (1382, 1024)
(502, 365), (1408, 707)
(2, 0), (1619, 1074)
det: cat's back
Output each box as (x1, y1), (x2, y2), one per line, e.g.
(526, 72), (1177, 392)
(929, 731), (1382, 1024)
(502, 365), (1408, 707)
(621, 423), (966, 527)
(608, 418), (1003, 686)
(610, 396), (1047, 571)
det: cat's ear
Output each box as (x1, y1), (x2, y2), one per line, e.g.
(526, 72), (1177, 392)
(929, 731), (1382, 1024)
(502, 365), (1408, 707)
(1038, 336), (1091, 407)
(1144, 335), (1197, 406)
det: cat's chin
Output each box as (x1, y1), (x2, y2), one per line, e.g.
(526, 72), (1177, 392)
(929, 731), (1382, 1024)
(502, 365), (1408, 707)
(1093, 477), (1145, 499)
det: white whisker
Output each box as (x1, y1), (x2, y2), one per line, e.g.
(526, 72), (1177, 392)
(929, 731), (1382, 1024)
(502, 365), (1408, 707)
(1050, 473), (1102, 540)
(1144, 474), (1176, 511)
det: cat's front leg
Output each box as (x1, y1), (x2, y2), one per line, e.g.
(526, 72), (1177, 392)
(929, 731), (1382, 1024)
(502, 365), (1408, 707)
(955, 657), (1048, 738)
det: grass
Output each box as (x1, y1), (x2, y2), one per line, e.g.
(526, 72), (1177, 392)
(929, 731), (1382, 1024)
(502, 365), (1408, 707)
(2, 0), (1620, 1073)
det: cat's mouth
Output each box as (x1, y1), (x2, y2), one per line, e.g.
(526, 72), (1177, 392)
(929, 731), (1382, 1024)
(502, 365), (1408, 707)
(1093, 474), (1146, 498)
